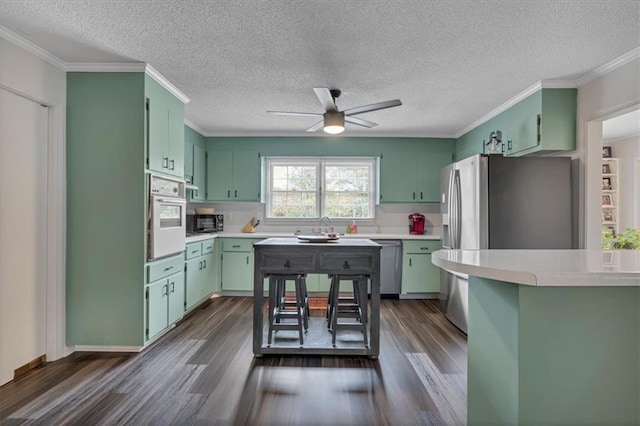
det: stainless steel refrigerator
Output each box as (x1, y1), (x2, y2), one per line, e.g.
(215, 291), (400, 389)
(439, 154), (572, 333)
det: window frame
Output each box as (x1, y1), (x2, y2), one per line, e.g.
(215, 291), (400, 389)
(264, 156), (377, 224)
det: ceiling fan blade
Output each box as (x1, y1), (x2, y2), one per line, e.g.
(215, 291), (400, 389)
(313, 88), (337, 112)
(305, 120), (325, 132)
(267, 111), (323, 117)
(345, 116), (378, 128)
(343, 99), (402, 116)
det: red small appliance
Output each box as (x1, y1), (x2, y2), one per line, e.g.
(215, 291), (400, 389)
(408, 213), (425, 235)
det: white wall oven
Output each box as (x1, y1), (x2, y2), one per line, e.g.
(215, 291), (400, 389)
(148, 174), (186, 260)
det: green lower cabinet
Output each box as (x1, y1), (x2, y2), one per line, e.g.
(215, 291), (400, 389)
(221, 251), (253, 291)
(185, 238), (218, 311)
(146, 270), (185, 342)
(401, 240), (441, 295)
(185, 257), (203, 310)
(220, 238), (260, 291)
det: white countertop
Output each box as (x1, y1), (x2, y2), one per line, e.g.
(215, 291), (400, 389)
(186, 232), (441, 243)
(432, 249), (640, 287)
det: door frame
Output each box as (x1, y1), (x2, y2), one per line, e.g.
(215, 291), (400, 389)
(584, 103), (640, 249)
(1, 85), (68, 362)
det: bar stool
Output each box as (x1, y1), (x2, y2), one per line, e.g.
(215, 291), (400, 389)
(267, 274), (308, 346)
(327, 274), (368, 347)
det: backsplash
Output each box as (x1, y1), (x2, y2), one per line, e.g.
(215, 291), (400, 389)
(187, 201), (441, 236)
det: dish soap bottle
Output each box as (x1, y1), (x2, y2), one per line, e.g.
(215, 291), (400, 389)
(350, 220), (358, 234)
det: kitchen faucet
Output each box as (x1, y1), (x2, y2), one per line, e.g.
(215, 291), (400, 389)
(319, 216), (334, 234)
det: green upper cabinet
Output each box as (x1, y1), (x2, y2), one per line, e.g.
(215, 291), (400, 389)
(192, 145), (206, 201)
(456, 88), (577, 160)
(184, 142), (194, 181)
(207, 150), (261, 201)
(380, 151), (453, 203)
(184, 125), (207, 201)
(146, 75), (184, 178)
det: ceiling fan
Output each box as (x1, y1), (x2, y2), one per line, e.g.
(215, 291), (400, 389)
(267, 88), (402, 134)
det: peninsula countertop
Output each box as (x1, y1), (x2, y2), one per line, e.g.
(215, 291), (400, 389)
(432, 249), (640, 287)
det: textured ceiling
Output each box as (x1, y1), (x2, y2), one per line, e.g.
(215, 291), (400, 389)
(1, 0), (639, 137)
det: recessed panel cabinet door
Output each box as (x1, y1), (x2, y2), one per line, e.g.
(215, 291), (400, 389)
(147, 95), (169, 173)
(232, 150), (261, 201)
(147, 279), (168, 340)
(417, 152), (453, 202)
(167, 271), (185, 325)
(185, 257), (203, 310)
(192, 145), (206, 201)
(167, 98), (185, 177)
(222, 252), (253, 291)
(380, 152), (416, 202)
(207, 151), (233, 200)
(401, 254), (430, 293)
(201, 252), (216, 297)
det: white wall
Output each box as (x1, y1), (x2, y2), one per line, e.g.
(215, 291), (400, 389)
(605, 137), (640, 231)
(576, 57), (640, 249)
(0, 35), (67, 364)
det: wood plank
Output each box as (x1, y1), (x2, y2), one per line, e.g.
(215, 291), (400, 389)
(0, 297), (467, 425)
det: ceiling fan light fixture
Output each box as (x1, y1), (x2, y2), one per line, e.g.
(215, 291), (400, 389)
(323, 111), (345, 134)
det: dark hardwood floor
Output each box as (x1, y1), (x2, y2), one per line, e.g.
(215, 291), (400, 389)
(0, 297), (467, 425)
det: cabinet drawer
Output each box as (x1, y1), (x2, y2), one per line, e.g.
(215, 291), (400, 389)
(260, 252), (316, 273)
(201, 238), (215, 254)
(222, 238), (253, 252)
(147, 254), (184, 283)
(403, 240), (441, 254)
(185, 242), (202, 259)
(318, 253), (373, 273)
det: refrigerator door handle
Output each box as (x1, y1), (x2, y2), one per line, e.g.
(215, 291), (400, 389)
(453, 170), (462, 249)
(447, 169), (456, 248)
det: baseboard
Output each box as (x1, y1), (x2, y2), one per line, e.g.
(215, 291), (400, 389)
(14, 354), (46, 380)
(72, 345), (143, 353)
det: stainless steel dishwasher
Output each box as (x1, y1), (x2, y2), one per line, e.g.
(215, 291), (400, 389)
(371, 239), (402, 298)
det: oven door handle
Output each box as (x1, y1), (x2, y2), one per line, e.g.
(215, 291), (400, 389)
(154, 198), (186, 204)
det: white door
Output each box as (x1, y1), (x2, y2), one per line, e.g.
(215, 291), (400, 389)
(0, 88), (48, 385)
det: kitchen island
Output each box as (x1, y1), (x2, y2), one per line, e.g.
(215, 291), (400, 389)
(432, 249), (640, 425)
(253, 238), (381, 357)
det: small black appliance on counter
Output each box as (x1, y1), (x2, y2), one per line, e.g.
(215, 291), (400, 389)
(187, 213), (224, 233)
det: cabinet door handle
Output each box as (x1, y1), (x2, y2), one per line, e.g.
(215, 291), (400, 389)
(284, 259), (291, 269)
(246, 256), (249, 265)
(343, 261), (351, 270)
(169, 159), (175, 170)
(420, 192), (423, 200)
(163, 284), (168, 296)
(199, 261), (203, 270)
(227, 190), (231, 198)
(412, 192), (416, 200)
(409, 258), (412, 267)
(232, 245), (241, 248)
(170, 282), (175, 293)
(203, 259), (207, 268)
(163, 266), (173, 271)
(163, 157), (169, 168)
(508, 140), (513, 151)
(420, 247), (429, 251)
(192, 250), (198, 254)
(234, 190), (238, 198)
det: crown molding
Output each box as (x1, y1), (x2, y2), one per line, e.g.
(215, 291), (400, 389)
(0, 25), (67, 71)
(576, 47), (640, 87)
(184, 119), (207, 135)
(454, 79), (578, 138)
(145, 64), (190, 104)
(66, 62), (147, 72)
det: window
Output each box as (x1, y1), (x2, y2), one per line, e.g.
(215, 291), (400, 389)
(265, 157), (376, 220)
